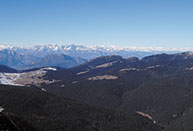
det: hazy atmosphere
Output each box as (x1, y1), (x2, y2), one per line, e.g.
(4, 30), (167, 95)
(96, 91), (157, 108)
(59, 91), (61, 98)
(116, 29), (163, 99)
(0, 0), (193, 48)
(1, 1), (193, 131)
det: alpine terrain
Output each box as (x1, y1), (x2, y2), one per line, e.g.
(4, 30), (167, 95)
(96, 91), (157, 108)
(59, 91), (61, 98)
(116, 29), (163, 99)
(0, 51), (193, 130)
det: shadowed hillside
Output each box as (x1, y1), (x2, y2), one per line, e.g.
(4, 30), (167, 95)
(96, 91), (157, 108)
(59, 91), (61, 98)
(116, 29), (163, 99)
(43, 52), (193, 130)
(0, 85), (161, 131)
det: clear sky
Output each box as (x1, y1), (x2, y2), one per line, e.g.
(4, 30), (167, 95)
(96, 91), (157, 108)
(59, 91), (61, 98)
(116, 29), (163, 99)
(0, 0), (193, 48)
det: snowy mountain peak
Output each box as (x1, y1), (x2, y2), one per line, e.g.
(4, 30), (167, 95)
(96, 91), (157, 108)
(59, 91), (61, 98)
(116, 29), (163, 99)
(29, 44), (193, 52)
(0, 44), (193, 61)
(1, 44), (192, 52)
(0, 45), (13, 50)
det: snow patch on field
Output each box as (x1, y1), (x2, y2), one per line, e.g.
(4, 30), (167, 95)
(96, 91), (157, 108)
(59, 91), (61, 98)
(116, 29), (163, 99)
(88, 75), (118, 80)
(120, 68), (140, 72)
(76, 70), (89, 75)
(41, 88), (47, 92)
(0, 67), (57, 86)
(120, 65), (161, 72)
(0, 107), (4, 112)
(145, 65), (161, 69)
(95, 62), (114, 69)
(0, 73), (23, 86)
(41, 67), (57, 71)
(185, 67), (193, 70)
(72, 81), (78, 84)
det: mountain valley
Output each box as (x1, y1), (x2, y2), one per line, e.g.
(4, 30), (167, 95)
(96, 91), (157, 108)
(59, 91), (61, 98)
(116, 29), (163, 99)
(0, 51), (193, 130)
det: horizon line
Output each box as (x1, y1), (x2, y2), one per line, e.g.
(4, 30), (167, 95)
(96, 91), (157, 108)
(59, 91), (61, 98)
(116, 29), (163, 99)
(0, 43), (193, 52)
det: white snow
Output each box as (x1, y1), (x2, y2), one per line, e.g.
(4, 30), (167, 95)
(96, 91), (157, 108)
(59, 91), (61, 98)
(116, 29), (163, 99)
(76, 70), (89, 75)
(0, 67), (57, 86)
(0, 44), (193, 53)
(0, 45), (12, 50)
(120, 65), (161, 72)
(72, 81), (78, 84)
(185, 67), (193, 70)
(0, 107), (4, 112)
(0, 73), (22, 86)
(95, 62), (114, 69)
(41, 67), (57, 71)
(60, 84), (65, 87)
(41, 88), (47, 92)
(120, 68), (140, 72)
(145, 65), (161, 69)
(87, 75), (118, 80)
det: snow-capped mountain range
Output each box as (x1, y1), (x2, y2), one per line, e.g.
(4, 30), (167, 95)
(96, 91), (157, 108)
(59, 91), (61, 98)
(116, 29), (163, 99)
(1, 44), (192, 52)
(0, 44), (192, 58)
(0, 44), (192, 70)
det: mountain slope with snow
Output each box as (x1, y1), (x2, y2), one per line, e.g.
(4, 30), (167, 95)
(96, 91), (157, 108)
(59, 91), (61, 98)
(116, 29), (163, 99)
(0, 44), (192, 69)
(1, 44), (192, 59)
(0, 67), (58, 86)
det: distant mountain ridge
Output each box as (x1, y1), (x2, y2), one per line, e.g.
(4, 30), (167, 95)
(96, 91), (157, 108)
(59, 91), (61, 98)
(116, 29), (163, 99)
(29, 53), (86, 69)
(2, 44), (192, 69)
(0, 50), (39, 69)
(0, 49), (87, 70)
(1, 44), (192, 59)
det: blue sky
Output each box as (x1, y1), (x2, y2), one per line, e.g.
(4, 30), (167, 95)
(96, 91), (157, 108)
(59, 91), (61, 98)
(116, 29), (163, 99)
(0, 0), (193, 48)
